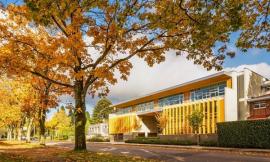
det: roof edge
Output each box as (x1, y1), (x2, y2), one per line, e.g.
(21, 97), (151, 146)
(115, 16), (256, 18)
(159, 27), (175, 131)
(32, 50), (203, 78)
(112, 71), (232, 107)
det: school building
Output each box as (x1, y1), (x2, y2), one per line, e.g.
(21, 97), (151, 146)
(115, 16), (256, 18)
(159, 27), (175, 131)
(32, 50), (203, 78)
(108, 68), (270, 140)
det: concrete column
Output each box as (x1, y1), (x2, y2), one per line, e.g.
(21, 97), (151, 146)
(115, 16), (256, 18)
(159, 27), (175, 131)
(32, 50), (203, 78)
(225, 71), (238, 121)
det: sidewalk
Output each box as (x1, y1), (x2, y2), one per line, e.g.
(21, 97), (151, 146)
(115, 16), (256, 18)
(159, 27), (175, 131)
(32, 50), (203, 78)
(91, 141), (270, 154)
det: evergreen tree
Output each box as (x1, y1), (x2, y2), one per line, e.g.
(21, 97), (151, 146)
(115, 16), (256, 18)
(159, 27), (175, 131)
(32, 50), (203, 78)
(92, 98), (112, 124)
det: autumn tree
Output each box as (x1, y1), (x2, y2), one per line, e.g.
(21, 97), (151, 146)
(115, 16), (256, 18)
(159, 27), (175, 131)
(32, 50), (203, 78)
(0, 76), (38, 141)
(0, 78), (23, 140)
(31, 76), (63, 145)
(154, 112), (168, 134)
(92, 98), (112, 124)
(188, 109), (204, 145)
(0, 0), (269, 150)
(46, 107), (73, 140)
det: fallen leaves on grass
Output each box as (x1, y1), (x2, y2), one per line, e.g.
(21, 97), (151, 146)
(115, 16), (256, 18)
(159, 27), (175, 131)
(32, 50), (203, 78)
(58, 151), (160, 162)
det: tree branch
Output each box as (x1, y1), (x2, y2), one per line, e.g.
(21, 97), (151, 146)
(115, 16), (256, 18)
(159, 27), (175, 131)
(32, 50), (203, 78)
(29, 70), (74, 88)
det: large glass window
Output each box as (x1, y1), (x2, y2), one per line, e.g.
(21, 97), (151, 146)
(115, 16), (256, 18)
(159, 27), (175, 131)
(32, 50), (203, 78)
(158, 94), (184, 107)
(116, 107), (132, 115)
(135, 101), (154, 113)
(190, 82), (226, 101)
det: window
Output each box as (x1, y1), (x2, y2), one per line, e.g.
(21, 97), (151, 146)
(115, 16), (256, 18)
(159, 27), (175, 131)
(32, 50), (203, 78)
(158, 94), (184, 107)
(190, 82), (226, 101)
(135, 101), (154, 112)
(253, 101), (267, 109)
(116, 107), (132, 114)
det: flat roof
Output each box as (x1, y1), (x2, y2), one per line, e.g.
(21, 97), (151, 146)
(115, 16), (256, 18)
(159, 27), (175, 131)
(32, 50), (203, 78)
(248, 94), (270, 102)
(113, 71), (232, 108)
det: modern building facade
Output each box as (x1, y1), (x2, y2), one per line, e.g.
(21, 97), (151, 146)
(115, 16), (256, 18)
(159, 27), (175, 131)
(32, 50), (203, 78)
(109, 69), (270, 140)
(88, 122), (109, 138)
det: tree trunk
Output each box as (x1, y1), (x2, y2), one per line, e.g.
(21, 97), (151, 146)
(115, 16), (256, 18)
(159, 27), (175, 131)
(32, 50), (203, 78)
(26, 118), (33, 143)
(39, 82), (50, 145)
(196, 130), (200, 146)
(74, 80), (86, 151)
(39, 108), (46, 145)
(7, 127), (12, 141)
(17, 127), (22, 141)
(13, 128), (17, 141)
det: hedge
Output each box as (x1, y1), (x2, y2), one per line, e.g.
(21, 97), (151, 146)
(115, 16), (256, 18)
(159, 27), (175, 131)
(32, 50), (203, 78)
(217, 119), (270, 149)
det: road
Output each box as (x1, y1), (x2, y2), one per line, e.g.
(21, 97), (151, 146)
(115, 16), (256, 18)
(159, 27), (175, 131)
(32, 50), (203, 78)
(50, 142), (270, 162)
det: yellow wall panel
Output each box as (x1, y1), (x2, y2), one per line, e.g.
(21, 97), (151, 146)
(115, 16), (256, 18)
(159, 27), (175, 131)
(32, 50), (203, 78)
(160, 98), (225, 135)
(109, 98), (225, 135)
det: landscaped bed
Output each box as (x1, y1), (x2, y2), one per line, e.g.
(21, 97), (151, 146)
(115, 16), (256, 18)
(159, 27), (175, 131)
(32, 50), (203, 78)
(125, 137), (197, 145)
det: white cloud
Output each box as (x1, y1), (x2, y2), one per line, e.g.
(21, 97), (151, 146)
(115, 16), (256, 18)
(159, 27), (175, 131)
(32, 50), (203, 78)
(107, 51), (217, 104)
(224, 62), (270, 78)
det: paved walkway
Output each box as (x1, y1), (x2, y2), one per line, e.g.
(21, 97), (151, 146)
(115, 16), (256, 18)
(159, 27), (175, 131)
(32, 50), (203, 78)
(48, 142), (270, 162)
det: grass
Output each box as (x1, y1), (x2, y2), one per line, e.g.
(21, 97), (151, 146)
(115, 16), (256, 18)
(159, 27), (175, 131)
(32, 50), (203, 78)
(0, 141), (160, 162)
(0, 153), (29, 162)
(0, 141), (41, 149)
(58, 151), (159, 162)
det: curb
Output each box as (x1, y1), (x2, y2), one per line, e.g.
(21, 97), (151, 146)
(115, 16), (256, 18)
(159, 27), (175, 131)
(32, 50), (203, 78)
(89, 142), (270, 154)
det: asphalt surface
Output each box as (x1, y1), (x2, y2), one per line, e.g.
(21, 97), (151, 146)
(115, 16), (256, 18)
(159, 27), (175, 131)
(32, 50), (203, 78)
(50, 142), (270, 162)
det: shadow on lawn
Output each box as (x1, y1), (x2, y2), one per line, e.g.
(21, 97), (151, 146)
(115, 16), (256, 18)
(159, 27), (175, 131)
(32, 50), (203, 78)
(0, 143), (160, 162)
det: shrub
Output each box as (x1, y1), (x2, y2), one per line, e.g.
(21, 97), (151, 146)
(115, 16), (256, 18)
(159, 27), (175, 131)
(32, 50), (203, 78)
(199, 141), (218, 147)
(217, 119), (270, 149)
(125, 137), (196, 145)
(87, 136), (109, 142)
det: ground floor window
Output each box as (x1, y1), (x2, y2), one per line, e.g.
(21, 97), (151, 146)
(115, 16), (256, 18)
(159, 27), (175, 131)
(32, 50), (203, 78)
(253, 101), (267, 109)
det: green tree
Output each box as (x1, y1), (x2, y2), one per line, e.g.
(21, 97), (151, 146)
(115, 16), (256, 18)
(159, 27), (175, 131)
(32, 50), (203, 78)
(85, 111), (92, 135)
(188, 109), (204, 145)
(92, 98), (112, 124)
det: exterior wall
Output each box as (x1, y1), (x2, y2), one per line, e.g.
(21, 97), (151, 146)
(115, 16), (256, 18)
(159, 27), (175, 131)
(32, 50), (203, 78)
(138, 116), (158, 136)
(162, 97), (224, 135)
(158, 134), (218, 143)
(238, 69), (266, 120)
(109, 77), (230, 136)
(109, 114), (140, 134)
(249, 99), (270, 119)
(88, 123), (109, 138)
(225, 87), (238, 121)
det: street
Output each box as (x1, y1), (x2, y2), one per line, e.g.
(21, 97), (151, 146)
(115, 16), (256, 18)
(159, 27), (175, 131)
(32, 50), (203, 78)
(49, 142), (270, 162)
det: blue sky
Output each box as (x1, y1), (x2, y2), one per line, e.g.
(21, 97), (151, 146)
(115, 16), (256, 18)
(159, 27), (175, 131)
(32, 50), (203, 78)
(222, 32), (270, 67)
(1, 0), (270, 116)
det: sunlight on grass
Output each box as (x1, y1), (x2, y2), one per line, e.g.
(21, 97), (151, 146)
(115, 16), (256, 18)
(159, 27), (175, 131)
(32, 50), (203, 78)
(58, 151), (160, 162)
(0, 141), (42, 149)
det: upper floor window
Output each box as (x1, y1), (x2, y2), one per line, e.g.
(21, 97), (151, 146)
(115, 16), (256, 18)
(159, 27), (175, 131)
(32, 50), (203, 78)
(135, 101), (154, 112)
(190, 82), (226, 101)
(253, 101), (267, 109)
(158, 94), (184, 107)
(116, 107), (132, 115)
